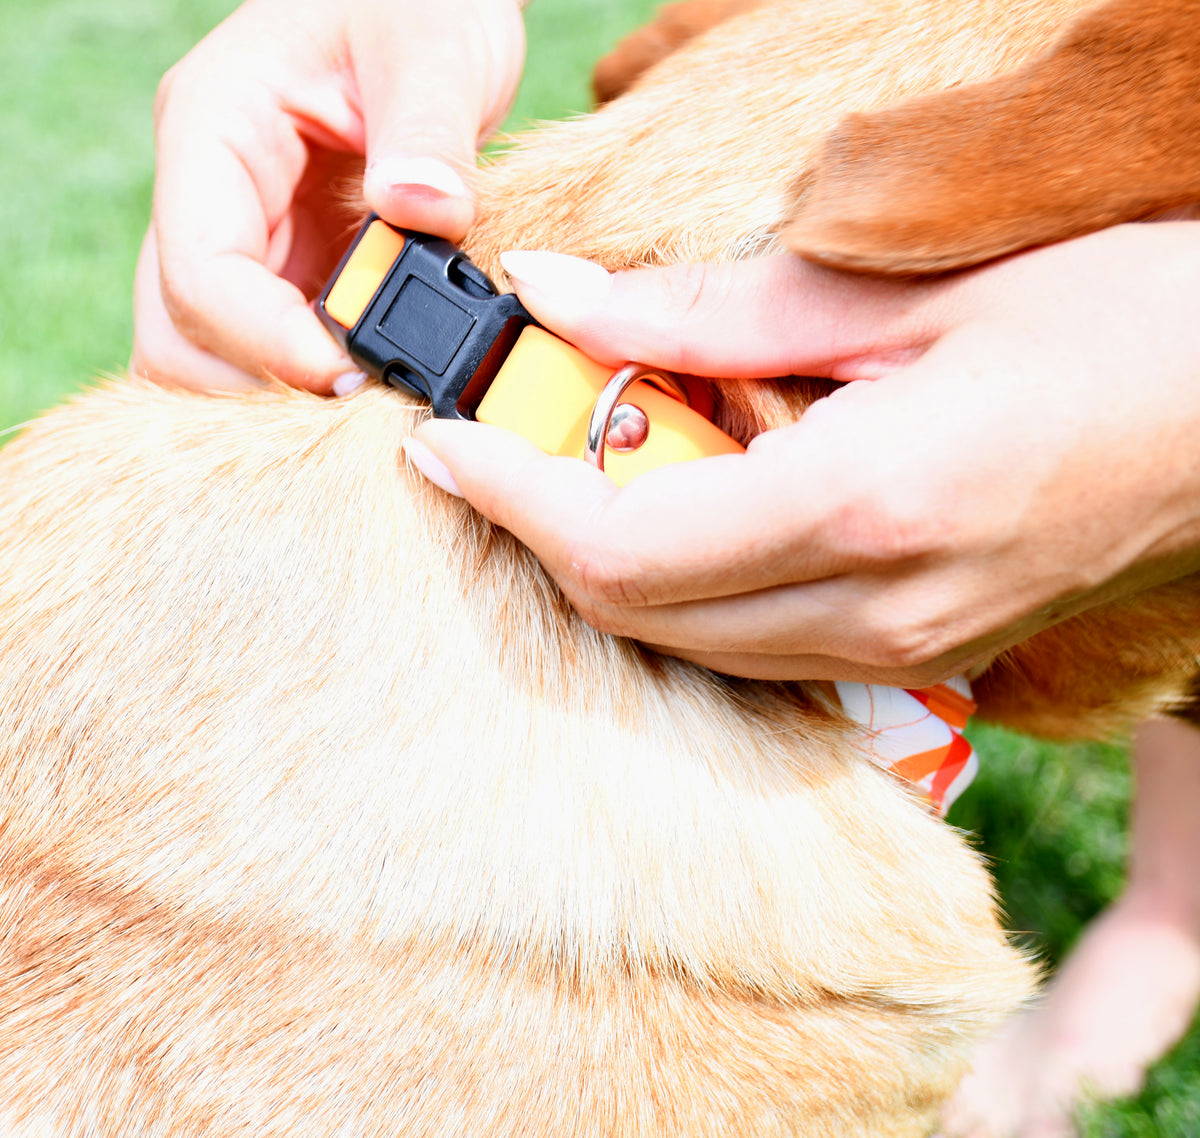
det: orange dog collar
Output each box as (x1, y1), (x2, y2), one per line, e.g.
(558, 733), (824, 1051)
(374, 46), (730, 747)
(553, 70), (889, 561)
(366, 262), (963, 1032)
(317, 217), (744, 486)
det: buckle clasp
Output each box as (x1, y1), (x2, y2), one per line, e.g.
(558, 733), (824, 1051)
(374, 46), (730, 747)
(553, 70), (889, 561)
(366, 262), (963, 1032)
(317, 217), (535, 421)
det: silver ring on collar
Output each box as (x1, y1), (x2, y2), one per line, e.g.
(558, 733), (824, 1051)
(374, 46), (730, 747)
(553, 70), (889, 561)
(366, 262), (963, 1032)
(584, 365), (690, 473)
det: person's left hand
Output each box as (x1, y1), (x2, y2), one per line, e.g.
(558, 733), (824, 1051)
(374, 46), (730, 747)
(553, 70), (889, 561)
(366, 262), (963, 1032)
(132, 0), (526, 394)
(406, 222), (1200, 685)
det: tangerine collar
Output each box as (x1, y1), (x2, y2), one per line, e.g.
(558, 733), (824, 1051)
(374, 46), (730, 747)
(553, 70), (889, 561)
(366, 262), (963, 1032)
(317, 216), (744, 487)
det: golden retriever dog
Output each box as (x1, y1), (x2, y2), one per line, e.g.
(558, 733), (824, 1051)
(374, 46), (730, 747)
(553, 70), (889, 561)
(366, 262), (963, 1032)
(1, 0), (1198, 1133)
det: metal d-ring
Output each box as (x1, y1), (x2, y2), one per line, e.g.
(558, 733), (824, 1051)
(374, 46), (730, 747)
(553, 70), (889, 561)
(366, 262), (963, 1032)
(584, 365), (690, 472)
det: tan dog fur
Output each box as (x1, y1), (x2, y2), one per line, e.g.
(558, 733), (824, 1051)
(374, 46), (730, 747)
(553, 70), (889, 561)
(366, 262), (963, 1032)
(1, 0), (1198, 1132)
(590, 0), (765, 105)
(784, 0), (1200, 273)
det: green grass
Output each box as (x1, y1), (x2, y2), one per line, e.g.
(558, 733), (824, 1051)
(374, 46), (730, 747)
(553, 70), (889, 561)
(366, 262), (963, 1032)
(0, 0), (228, 428)
(0, 0), (658, 432)
(1, 0), (1197, 1131)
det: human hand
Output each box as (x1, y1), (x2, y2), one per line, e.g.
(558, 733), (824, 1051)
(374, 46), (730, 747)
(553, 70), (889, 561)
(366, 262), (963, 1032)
(408, 222), (1200, 685)
(132, 0), (525, 393)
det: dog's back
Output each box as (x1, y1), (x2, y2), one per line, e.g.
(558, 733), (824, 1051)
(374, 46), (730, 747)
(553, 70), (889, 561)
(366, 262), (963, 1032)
(3, 0), (1197, 1132)
(0, 381), (1030, 1135)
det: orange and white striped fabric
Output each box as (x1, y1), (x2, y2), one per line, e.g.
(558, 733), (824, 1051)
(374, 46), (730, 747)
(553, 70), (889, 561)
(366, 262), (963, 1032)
(834, 676), (978, 817)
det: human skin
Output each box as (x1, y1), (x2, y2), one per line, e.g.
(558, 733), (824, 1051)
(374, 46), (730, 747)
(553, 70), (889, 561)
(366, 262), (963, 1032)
(131, 0), (525, 395)
(938, 715), (1200, 1138)
(411, 222), (1200, 687)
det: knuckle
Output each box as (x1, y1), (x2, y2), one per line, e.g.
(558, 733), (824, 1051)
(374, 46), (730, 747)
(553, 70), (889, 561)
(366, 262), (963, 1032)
(562, 590), (631, 638)
(877, 636), (944, 674)
(128, 331), (191, 391)
(858, 605), (953, 673)
(156, 260), (207, 340)
(131, 305), (182, 381)
(890, 659), (960, 689)
(661, 261), (713, 317)
(652, 263), (732, 375)
(129, 329), (166, 380)
(827, 484), (948, 568)
(561, 536), (650, 610)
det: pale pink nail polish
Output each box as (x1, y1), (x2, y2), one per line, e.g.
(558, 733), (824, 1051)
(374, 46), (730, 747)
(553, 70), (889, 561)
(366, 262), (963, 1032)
(402, 437), (463, 498)
(367, 156), (470, 199)
(333, 371), (368, 397)
(499, 250), (613, 307)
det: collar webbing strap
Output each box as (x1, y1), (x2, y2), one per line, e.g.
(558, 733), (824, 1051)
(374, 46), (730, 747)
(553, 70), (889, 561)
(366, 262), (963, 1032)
(475, 326), (744, 486)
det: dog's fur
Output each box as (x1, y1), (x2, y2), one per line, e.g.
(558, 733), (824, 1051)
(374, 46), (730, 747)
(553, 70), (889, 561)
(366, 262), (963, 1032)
(2, 0), (1199, 1133)
(783, 0), (1200, 273)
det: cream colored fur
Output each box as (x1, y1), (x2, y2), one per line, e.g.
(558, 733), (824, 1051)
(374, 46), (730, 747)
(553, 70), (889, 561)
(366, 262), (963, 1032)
(6, 0), (1195, 1132)
(0, 382), (1030, 1135)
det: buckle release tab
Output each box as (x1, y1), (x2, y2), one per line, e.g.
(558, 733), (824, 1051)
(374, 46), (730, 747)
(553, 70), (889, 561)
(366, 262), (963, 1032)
(317, 216), (534, 421)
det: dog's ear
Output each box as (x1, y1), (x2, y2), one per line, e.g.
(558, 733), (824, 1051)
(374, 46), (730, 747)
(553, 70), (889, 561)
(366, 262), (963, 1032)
(592, 0), (764, 105)
(783, 0), (1200, 275)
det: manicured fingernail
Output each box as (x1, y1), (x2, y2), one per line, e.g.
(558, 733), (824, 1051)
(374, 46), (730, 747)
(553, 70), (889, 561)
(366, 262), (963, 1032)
(500, 250), (613, 308)
(332, 370), (368, 397)
(367, 155), (469, 199)
(402, 437), (463, 497)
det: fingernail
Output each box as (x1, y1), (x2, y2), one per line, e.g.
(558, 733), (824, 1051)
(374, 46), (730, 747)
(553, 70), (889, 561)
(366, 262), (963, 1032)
(402, 436), (463, 498)
(367, 155), (469, 199)
(332, 370), (368, 397)
(500, 250), (613, 308)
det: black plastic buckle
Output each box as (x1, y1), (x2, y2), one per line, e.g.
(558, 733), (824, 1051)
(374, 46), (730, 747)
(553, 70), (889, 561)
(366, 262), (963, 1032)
(316, 215), (535, 421)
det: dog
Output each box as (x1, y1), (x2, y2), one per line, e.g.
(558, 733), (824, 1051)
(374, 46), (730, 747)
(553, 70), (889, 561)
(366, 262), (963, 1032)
(1, 0), (1198, 1133)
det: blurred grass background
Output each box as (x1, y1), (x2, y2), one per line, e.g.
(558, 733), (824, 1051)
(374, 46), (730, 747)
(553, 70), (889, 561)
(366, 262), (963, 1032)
(0, 0), (1195, 1131)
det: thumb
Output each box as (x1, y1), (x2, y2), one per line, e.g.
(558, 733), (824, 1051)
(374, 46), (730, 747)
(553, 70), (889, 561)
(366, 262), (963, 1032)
(498, 249), (955, 380)
(354, 3), (526, 242)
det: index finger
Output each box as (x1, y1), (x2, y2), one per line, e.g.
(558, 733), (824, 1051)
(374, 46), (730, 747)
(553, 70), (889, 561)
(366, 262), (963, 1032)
(499, 251), (955, 382)
(153, 80), (354, 392)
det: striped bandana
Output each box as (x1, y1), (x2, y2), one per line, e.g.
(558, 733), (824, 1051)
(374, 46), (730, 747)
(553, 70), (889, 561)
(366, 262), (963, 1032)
(834, 676), (978, 817)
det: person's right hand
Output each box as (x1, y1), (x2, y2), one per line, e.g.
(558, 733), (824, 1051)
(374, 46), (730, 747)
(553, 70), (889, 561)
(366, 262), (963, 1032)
(411, 222), (1200, 687)
(132, 0), (526, 394)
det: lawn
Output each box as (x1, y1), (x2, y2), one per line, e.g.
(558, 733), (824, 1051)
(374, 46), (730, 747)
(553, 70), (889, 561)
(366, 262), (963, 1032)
(1, 0), (1196, 1132)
